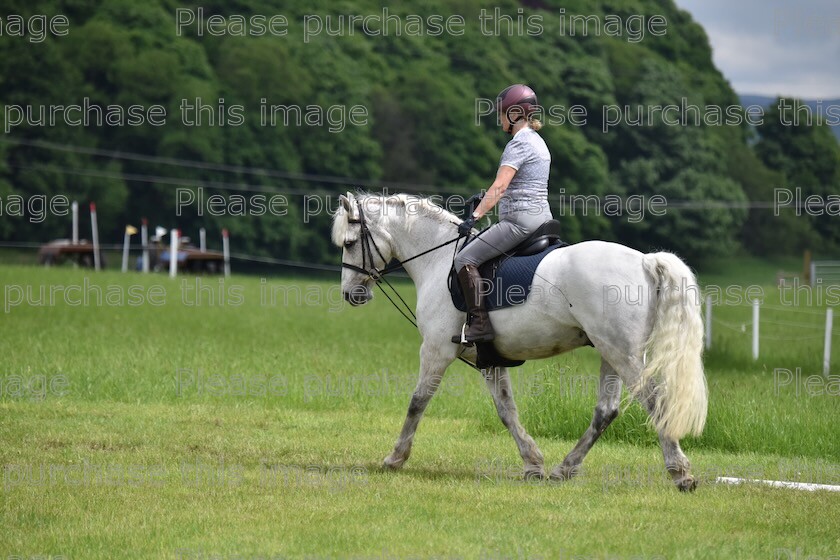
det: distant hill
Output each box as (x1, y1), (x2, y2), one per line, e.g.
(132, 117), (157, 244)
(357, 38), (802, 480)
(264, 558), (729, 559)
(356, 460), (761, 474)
(740, 94), (840, 141)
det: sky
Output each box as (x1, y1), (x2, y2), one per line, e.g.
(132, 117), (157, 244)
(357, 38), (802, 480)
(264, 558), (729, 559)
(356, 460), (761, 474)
(674, 0), (840, 99)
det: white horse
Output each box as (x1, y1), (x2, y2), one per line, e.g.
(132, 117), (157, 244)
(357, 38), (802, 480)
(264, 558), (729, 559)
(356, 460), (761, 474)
(333, 193), (707, 491)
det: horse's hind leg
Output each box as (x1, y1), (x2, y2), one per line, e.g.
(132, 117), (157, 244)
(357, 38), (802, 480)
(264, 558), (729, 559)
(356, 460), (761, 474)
(637, 387), (697, 492)
(628, 377), (697, 491)
(550, 358), (622, 481)
(657, 435), (696, 492)
(483, 366), (545, 479)
(383, 343), (453, 471)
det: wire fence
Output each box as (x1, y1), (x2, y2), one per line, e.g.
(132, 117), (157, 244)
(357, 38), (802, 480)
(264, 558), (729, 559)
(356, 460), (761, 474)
(705, 296), (836, 374)
(0, 240), (412, 277)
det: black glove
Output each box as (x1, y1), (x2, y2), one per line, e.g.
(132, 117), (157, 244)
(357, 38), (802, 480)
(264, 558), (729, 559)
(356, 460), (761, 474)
(464, 193), (484, 214)
(458, 216), (477, 237)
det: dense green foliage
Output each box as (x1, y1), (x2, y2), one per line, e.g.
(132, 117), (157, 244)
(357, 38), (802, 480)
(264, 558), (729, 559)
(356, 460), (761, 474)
(0, 0), (837, 264)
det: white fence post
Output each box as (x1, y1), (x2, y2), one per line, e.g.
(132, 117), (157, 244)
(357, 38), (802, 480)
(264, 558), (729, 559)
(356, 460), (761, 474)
(824, 308), (834, 376)
(71, 201), (78, 245)
(169, 229), (179, 278)
(90, 202), (100, 271)
(121, 226), (133, 273)
(705, 294), (712, 350)
(141, 219), (149, 273)
(222, 229), (230, 278)
(200, 228), (206, 253)
(752, 299), (760, 361)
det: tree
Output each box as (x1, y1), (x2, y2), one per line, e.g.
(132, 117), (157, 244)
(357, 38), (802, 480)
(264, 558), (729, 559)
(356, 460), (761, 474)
(756, 99), (840, 251)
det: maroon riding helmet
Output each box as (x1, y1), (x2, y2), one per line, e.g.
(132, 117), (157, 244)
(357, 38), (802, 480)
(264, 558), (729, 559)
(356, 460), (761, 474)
(495, 84), (539, 133)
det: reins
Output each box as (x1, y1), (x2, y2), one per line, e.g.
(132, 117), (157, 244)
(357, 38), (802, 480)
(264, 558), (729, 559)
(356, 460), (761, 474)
(342, 205), (462, 280)
(340, 200), (572, 371)
(341, 203), (481, 370)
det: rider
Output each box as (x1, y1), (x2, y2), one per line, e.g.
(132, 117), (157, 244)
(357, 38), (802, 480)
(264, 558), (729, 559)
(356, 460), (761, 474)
(452, 84), (553, 345)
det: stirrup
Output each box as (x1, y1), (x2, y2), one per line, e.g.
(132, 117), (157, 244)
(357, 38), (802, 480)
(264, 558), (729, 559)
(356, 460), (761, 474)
(451, 323), (475, 346)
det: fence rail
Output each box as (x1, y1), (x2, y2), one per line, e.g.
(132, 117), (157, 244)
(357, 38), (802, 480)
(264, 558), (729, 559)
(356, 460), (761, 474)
(705, 295), (836, 375)
(810, 260), (840, 287)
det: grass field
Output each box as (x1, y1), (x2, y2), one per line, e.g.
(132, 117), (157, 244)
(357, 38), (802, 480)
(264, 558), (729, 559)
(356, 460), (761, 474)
(1, 262), (839, 559)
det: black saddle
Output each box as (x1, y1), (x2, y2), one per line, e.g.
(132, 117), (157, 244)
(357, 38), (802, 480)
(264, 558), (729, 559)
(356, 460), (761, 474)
(449, 219), (568, 369)
(450, 219), (567, 312)
(463, 219), (566, 283)
(509, 219), (564, 256)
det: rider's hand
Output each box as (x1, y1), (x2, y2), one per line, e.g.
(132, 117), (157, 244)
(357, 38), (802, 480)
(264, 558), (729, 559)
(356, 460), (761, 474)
(458, 215), (477, 237)
(465, 193), (484, 213)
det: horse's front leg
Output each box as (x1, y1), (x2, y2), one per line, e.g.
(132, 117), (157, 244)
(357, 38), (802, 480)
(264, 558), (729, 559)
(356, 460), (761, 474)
(483, 366), (545, 479)
(383, 342), (454, 470)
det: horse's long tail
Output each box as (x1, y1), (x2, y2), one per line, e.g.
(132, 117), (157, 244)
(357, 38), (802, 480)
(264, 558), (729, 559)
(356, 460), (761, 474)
(636, 252), (707, 440)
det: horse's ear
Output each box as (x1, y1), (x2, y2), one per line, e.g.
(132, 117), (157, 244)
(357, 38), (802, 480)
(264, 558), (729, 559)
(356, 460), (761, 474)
(339, 193), (352, 212)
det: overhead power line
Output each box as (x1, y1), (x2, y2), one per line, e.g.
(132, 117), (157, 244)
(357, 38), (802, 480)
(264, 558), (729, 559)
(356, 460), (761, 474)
(2, 137), (837, 210)
(0, 137), (452, 194)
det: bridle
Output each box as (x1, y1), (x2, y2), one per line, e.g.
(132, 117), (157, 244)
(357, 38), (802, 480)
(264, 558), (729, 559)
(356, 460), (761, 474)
(340, 201), (461, 282)
(339, 199), (480, 370)
(338, 196), (571, 373)
(340, 202), (392, 281)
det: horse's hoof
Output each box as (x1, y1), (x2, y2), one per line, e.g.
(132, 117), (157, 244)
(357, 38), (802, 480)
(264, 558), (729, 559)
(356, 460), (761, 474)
(549, 464), (579, 481)
(524, 466), (545, 481)
(382, 454), (405, 471)
(676, 476), (698, 492)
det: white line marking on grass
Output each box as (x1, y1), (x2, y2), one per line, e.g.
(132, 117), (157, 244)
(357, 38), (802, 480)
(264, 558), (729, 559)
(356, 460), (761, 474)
(716, 477), (840, 492)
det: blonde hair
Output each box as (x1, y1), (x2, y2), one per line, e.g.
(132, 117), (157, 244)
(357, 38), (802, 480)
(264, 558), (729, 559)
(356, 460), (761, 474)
(528, 117), (543, 131)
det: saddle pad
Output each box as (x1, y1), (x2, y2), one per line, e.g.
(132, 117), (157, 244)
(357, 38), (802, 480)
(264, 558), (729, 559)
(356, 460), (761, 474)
(449, 243), (565, 312)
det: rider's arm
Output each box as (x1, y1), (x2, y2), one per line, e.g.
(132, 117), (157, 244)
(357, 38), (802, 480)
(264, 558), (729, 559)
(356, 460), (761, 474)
(473, 165), (516, 219)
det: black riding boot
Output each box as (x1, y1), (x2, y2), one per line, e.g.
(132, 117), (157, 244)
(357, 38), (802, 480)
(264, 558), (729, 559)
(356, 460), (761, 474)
(451, 264), (495, 345)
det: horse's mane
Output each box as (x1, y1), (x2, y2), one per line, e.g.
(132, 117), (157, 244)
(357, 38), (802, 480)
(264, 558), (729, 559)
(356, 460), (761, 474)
(331, 192), (460, 246)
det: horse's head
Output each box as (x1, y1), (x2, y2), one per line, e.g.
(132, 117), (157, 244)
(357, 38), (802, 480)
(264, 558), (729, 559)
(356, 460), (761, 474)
(332, 193), (396, 306)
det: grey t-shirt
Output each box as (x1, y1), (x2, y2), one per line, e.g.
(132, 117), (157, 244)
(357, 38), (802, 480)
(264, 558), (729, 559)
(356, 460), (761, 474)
(498, 127), (551, 216)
